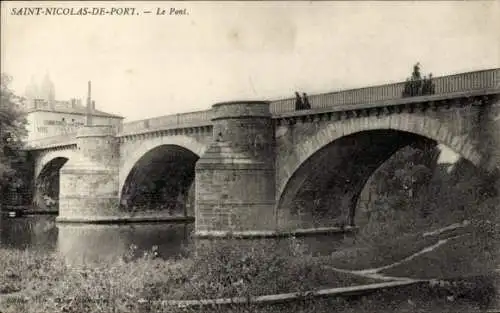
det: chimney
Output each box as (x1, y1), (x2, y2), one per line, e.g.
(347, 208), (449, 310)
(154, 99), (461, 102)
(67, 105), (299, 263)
(92, 100), (96, 111)
(86, 81), (93, 126)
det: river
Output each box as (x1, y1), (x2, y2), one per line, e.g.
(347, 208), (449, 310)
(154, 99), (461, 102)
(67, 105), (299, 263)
(0, 214), (349, 263)
(0, 214), (194, 263)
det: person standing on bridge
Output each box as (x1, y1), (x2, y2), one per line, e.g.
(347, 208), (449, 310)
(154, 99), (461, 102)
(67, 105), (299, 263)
(411, 62), (422, 96)
(421, 76), (429, 95)
(302, 93), (311, 110)
(427, 73), (435, 95)
(403, 78), (412, 97)
(295, 91), (304, 110)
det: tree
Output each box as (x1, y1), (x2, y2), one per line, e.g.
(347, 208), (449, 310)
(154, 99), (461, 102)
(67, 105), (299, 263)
(0, 73), (29, 205)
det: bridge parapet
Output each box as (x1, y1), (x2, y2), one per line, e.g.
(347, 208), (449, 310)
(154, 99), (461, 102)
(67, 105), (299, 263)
(23, 68), (499, 150)
(274, 88), (500, 121)
(118, 109), (213, 136)
(24, 133), (77, 150)
(270, 68), (499, 113)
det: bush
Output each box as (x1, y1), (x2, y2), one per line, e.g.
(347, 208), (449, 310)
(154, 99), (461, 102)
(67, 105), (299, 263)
(0, 237), (379, 313)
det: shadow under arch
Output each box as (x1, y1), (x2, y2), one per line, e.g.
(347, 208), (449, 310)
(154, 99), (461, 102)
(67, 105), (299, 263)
(34, 157), (69, 211)
(276, 128), (492, 230)
(118, 135), (207, 198)
(119, 144), (199, 216)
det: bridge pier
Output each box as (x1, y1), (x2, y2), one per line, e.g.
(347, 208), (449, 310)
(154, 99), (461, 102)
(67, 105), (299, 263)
(57, 126), (120, 222)
(194, 101), (277, 237)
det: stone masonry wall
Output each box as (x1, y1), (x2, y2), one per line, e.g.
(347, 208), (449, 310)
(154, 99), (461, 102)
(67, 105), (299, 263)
(58, 126), (121, 221)
(195, 101), (276, 235)
(275, 94), (500, 230)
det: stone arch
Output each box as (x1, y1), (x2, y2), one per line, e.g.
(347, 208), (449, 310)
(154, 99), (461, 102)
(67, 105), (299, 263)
(34, 149), (76, 181)
(34, 149), (76, 210)
(119, 135), (207, 197)
(276, 113), (495, 228)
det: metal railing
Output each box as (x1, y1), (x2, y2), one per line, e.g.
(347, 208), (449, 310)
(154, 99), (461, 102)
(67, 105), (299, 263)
(25, 68), (499, 149)
(118, 109), (213, 136)
(270, 68), (499, 113)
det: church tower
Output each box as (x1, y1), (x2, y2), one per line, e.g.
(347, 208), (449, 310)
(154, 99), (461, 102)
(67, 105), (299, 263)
(40, 72), (56, 108)
(24, 76), (40, 108)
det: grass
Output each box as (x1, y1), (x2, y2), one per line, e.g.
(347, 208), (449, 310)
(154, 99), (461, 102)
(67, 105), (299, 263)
(1, 247), (496, 313)
(2, 198), (498, 313)
(323, 171), (500, 276)
(1, 222), (498, 313)
(0, 238), (381, 313)
(0, 250), (65, 294)
(323, 222), (477, 272)
(324, 232), (438, 271)
(1, 220), (498, 313)
(381, 221), (499, 279)
(182, 278), (499, 313)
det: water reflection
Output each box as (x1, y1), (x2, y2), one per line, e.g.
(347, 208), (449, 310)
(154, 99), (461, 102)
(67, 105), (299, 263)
(0, 214), (58, 252)
(1, 214), (354, 265)
(0, 215), (194, 264)
(58, 222), (193, 265)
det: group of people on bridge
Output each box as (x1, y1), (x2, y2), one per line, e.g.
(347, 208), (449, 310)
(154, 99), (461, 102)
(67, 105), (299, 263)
(293, 63), (435, 111)
(402, 62), (436, 97)
(295, 91), (311, 110)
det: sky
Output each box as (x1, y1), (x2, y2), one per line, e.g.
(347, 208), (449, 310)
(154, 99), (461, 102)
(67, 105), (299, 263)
(1, 1), (499, 123)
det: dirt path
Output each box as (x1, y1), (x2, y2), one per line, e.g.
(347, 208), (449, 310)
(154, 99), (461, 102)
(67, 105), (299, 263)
(422, 220), (470, 237)
(355, 234), (467, 276)
(324, 222), (473, 282)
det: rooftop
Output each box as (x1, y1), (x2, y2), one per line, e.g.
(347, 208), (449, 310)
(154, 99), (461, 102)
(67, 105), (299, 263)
(25, 100), (124, 119)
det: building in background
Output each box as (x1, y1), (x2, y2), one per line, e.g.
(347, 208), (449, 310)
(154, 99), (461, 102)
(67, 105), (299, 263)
(22, 75), (123, 142)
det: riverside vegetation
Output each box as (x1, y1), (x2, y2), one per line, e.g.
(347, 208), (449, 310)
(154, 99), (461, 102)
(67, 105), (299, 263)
(1, 147), (499, 313)
(0, 212), (498, 313)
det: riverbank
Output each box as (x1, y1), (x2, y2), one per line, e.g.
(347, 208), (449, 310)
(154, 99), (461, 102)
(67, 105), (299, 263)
(326, 219), (498, 275)
(0, 235), (378, 312)
(1, 257), (497, 313)
(1, 217), (498, 313)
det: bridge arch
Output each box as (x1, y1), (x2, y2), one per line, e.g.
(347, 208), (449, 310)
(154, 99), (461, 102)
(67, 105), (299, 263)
(277, 113), (495, 228)
(119, 135), (208, 214)
(34, 149), (76, 181)
(119, 135), (207, 196)
(34, 149), (76, 210)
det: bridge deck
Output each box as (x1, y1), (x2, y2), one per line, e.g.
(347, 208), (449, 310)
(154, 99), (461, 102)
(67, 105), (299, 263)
(24, 68), (499, 150)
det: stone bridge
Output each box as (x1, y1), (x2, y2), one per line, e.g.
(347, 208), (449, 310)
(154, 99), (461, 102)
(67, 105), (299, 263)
(26, 68), (500, 237)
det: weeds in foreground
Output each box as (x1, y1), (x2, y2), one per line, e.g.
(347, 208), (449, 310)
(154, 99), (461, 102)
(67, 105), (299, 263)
(0, 237), (377, 313)
(1, 228), (498, 313)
